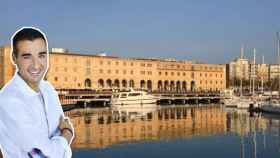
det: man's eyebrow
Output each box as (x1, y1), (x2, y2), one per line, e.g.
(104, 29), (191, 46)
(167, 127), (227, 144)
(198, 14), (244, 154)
(39, 52), (47, 55)
(21, 53), (31, 57)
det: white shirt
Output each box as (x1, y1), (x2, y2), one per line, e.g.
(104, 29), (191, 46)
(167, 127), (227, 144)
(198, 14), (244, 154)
(0, 73), (72, 158)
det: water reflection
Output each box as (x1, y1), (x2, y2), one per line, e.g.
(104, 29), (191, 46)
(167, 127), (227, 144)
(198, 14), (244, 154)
(65, 105), (280, 158)
(66, 105), (226, 149)
(225, 109), (267, 158)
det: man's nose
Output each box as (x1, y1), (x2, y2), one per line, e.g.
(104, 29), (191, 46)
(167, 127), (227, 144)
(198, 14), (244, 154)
(32, 57), (40, 69)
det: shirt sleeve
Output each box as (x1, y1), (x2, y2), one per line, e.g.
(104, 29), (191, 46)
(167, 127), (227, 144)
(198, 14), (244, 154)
(0, 101), (72, 158)
(28, 136), (71, 158)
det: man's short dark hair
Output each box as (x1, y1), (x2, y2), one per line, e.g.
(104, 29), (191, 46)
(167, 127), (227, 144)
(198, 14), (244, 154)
(12, 28), (46, 57)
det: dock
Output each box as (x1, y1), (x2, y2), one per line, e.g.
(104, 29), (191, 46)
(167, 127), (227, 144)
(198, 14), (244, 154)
(60, 91), (223, 111)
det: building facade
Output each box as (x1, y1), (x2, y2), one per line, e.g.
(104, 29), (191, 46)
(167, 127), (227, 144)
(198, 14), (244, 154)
(0, 45), (226, 92)
(229, 56), (271, 85)
(0, 46), (15, 88)
(269, 64), (280, 80)
(256, 64), (269, 81)
(229, 58), (250, 80)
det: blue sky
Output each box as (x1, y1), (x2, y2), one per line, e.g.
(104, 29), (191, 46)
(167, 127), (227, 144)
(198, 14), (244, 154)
(0, 0), (279, 64)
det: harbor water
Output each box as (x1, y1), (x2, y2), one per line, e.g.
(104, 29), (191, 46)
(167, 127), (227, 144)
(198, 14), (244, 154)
(65, 104), (280, 158)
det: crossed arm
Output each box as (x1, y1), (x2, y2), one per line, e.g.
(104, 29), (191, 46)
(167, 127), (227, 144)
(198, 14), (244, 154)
(0, 111), (74, 158)
(27, 116), (74, 158)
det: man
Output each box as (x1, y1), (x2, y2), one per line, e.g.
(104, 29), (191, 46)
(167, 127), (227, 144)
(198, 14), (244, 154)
(0, 27), (74, 158)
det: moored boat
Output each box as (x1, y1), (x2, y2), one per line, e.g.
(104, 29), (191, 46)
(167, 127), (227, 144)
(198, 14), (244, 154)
(260, 99), (280, 114)
(110, 89), (158, 106)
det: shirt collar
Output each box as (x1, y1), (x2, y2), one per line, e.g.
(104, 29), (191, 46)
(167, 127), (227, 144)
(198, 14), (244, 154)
(13, 72), (43, 97)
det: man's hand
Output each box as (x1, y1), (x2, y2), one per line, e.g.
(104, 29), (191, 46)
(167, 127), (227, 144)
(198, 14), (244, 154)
(59, 116), (74, 144)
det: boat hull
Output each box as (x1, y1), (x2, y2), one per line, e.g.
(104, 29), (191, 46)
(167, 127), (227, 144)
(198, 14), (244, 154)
(111, 98), (157, 106)
(261, 105), (280, 114)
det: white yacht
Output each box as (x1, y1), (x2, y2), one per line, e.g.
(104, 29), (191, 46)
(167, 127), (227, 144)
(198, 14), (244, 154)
(110, 89), (158, 106)
(223, 89), (260, 109)
(236, 98), (254, 109)
(225, 97), (255, 109)
(260, 99), (280, 114)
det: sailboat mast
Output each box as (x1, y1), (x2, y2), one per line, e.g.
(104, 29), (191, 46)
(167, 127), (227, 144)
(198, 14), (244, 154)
(241, 45), (244, 96)
(277, 32), (280, 96)
(253, 48), (256, 96)
(262, 55), (264, 93)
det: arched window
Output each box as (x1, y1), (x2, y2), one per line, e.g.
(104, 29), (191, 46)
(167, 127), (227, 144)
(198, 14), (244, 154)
(84, 78), (91, 88)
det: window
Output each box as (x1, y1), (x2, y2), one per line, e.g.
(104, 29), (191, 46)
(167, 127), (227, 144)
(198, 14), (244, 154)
(141, 63), (145, 67)
(107, 61), (111, 65)
(64, 77), (67, 82)
(130, 70), (133, 75)
(148, 71), (152, 75)
(113, 94), (119, 98)
(177, 72), (180, 76)
(171, 72), (174, 76)
(183, 72), (186, 76)
(165, 72), (168, 76)
(99, 69), (103, 73)
(128, 93), (141, 96)
(130, 62), (134, 66)
(141, 71), (145, 75)
(121, 94), (127, 98)
(116, 61), (119, 65)
(107, 70), (111, 74)
(123, 70), (127, 74)
(159, 72), (162, 75)
(100, 61), (103, 65)
(191, 66), (195, 71)
(115, 70), (119, 74)
(54, 77), (58, 81)
(64, 67), (68, 72)
(123, 62), (126, 66)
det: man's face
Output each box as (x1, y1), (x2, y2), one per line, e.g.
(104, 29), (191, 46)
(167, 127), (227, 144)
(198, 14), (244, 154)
(13, 38), (48, 88)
